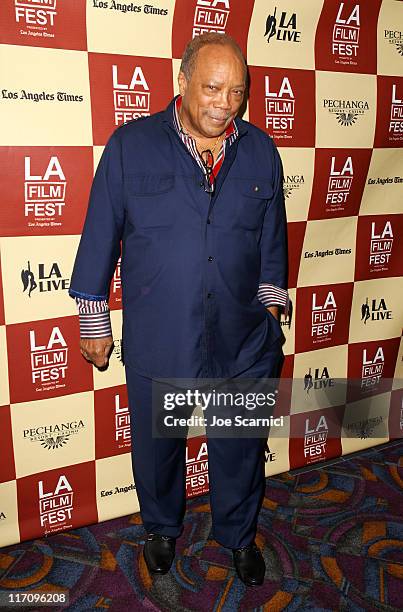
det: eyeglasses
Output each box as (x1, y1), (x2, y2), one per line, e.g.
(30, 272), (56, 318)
(200, 149), (216, 194)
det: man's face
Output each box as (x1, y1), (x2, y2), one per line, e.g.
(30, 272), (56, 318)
(178, 44), (246, 140)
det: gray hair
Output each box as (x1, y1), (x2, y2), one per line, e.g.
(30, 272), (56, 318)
(180, 33), (247, 82)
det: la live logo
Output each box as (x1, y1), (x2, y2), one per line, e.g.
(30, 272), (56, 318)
(112, 65), (150, 126)
(24, 156), (66, 218)
(311, 292), (337, 339)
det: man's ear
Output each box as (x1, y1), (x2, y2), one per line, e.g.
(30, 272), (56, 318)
(178, 71), (188, 97)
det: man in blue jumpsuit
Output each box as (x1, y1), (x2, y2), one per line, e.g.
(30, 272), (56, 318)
(69, 33), (289, 587)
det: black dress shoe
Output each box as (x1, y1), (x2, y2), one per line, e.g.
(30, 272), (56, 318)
(143, 533), (176, 574)
(232, 542), (265, 586)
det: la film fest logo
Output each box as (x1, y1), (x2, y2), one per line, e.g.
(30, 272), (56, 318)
(192, 0), (230, 38)
(346, 416), (383, 439)
(112, 258), (121, 294)
(186, 441), (209, 493)
(361, 346), (384, 389)
(115, 394), (131, 447)
(311, 291), (337, 343)
(24, 156), (66, 227)
(304, 366), (334, 394)
(384, 29), (403, 56)
(21, 261), (70, 297)
(265, 75), (295, 133)
(14, 0), (57, 39)
(304, 414), (328, 462)
(283, 172), (304, 200)
(332, 2), (360, 65)
(361, 298), (392, 325)
(30, 326), (68, 388)
(369, 220), (393, 271)
(112, 65), (151, 126)
(326, 155), (353, 211)
(389, 84), (403, 136)
(23, 420), (85, 450)
(323, 97), (369, 127)
(264, 7), (301, 44)
(38, 474), (73, 533)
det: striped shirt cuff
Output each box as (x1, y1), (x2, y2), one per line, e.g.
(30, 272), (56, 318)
(257, 284), (290, 317)
(75, 298), (112, 338)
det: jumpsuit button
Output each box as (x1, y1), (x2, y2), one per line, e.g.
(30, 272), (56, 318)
(199, 181), (204, 187)
(208, 256), (214, 262)
(254, 185), (259, 192)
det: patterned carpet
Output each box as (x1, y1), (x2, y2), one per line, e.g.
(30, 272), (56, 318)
(1, 439), (402, 611)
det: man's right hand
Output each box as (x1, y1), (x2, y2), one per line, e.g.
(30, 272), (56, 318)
(80, 336), (114, 368)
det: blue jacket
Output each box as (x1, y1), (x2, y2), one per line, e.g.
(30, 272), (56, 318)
(69, 98), (288, 378)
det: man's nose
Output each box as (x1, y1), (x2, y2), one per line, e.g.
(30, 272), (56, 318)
(214, 91), (232, 109)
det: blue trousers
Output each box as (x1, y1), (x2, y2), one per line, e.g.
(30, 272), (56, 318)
(125, 339), (283, 549)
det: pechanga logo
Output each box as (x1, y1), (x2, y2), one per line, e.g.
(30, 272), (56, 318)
(192, 0), (230, 38)
(361, 346), (384, 389)
(323, 99), (369, 126)
(332, 3), (360, 64)
(0, 512), (6, 520)
(304, 367), (334, 394)
(361, 298), (392, 325)
(384, 30), (403, 57)
(21, 261), (70, 297)
(389, 84), (403, 135)
(30, 326), (68, 386)
(346, 416), (383, 439)
(304, 414), (328, 462)
(23, 420), (85, 449)
(369, 220), (393, 271)
(326, 156), (353, 211)
(186, 441), (209, 494)
(265, 76), (295, 132)
(264, 7), (301, 44)
(114, 394), (131, 446)
(311, 291), (337, 342)
(112, 65), (150, 126)
(264, 442), (276, 462)
(15, 0), (57, 39)
(283, 174), (304, 199)
(24, 156), (66, 226)
(38, 474), (73, 533)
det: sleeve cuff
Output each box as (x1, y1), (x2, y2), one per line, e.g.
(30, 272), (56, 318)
(75, 298), (112, 338)
(257, 284), (290, 317)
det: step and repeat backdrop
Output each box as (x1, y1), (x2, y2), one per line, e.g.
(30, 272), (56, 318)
(0, 0), (402, 548)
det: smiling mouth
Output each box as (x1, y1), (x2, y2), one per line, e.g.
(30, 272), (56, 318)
(209, 116), (228, 123)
